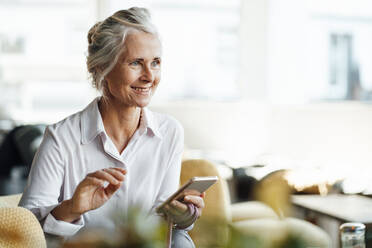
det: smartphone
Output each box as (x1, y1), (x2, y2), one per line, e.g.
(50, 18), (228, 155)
(156, 176), (218, 213)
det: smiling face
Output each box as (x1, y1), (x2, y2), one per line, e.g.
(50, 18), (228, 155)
(104, 31), (162, 108)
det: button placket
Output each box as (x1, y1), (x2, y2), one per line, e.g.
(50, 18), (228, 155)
(101, 134), (122, 162)
(114, 160), (127, 198)
(115, 158), (129, 220)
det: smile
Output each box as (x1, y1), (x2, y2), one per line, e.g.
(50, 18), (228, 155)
(131, 86), (151, 95)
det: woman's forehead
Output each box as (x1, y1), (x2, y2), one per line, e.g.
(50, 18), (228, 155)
(122, 31), (162, 59)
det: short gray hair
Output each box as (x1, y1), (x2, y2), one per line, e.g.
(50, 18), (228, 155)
(86, 7), (158, 93)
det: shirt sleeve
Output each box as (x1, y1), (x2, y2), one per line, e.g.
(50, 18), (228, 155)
(150, 122), (194, 230)
(18, 126), (84, 236)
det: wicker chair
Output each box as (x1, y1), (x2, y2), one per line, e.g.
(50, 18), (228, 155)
(0, 194), (46, 248)
(181, 159), (331, 248)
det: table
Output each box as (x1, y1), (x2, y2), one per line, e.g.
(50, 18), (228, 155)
(292, 194), (372, 248)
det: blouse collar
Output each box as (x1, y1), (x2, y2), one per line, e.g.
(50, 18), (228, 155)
(81, 97), (162, 145)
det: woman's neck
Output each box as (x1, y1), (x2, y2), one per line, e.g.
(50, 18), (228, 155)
(98, 97), (141, 153)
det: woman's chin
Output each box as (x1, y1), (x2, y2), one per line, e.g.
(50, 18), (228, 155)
(134, 97), (152, 108)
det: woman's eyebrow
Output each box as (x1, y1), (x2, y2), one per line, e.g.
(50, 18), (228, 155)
(126, 57), (144, 62)
(127, 57), (161, 61)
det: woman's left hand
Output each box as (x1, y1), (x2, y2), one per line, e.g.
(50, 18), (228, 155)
(162, 190), (205, 225)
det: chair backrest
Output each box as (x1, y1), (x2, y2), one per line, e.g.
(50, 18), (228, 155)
(0, 125), (45, 178)
(13, 124), (46, 168)
(0, 207), (46, 248)
(181, 159), (231, 247)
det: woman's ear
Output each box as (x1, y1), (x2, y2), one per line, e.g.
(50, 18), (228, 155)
(102, 79), (111, 97)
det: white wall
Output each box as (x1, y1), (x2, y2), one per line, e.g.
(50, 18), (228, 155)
(150, 100), (270, 164)
(151, 101), (372, 180)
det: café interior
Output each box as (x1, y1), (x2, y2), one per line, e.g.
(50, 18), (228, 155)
(1, 0), (372, 247)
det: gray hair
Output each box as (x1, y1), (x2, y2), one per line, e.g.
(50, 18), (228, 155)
(86, 7), (158, 93)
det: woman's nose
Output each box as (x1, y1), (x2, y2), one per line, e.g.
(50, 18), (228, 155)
(141, 66), (153, 82)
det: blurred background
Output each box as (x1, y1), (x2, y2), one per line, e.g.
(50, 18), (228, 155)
(1, 0), (372, 190)
(1, 0), (372, 246)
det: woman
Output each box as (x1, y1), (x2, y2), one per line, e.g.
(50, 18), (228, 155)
(19, 7), (204, 247)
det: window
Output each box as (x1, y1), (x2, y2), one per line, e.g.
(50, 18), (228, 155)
(0, 0), (241, 123)
(107, 0), (241, 100)
(266, 0), (372, 103)
(0, 0), (98, 123)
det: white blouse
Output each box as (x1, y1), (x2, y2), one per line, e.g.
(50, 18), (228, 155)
(19, 98), (184, 236)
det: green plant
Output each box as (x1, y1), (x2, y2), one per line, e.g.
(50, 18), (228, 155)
(63, 207), (307, 248)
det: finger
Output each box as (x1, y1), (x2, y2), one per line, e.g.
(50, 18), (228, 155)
(103, 168), (126, 181)
(84, 176), (106, 187)
(183, 195), (204, 209)
(162, 203), (178, 216)
(112, 167), (127, 175)
(161, 205), (174, 218)
(163, 204), (171, 212)
(169, 200), (188, 214)
(201, 192), (206, 198)
(90, 170), (120, 185)
(104, 181), (122, 197)
(163, 201), (185, 217)
(178, 189), (201, 200)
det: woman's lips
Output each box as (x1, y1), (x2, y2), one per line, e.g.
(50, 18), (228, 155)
(131, 86), (151, 95)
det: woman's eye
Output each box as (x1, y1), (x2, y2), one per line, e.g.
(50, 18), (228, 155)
(151, 60), (160, 67)
(130, 61), (140, 66)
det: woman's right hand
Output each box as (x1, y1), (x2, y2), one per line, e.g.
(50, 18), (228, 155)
(52, 167), (126, 222)
(70, 167), (126, 215)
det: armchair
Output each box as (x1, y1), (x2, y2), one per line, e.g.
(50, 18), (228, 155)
(0, 194), (46, 248)
(181, 159), (331, 248)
